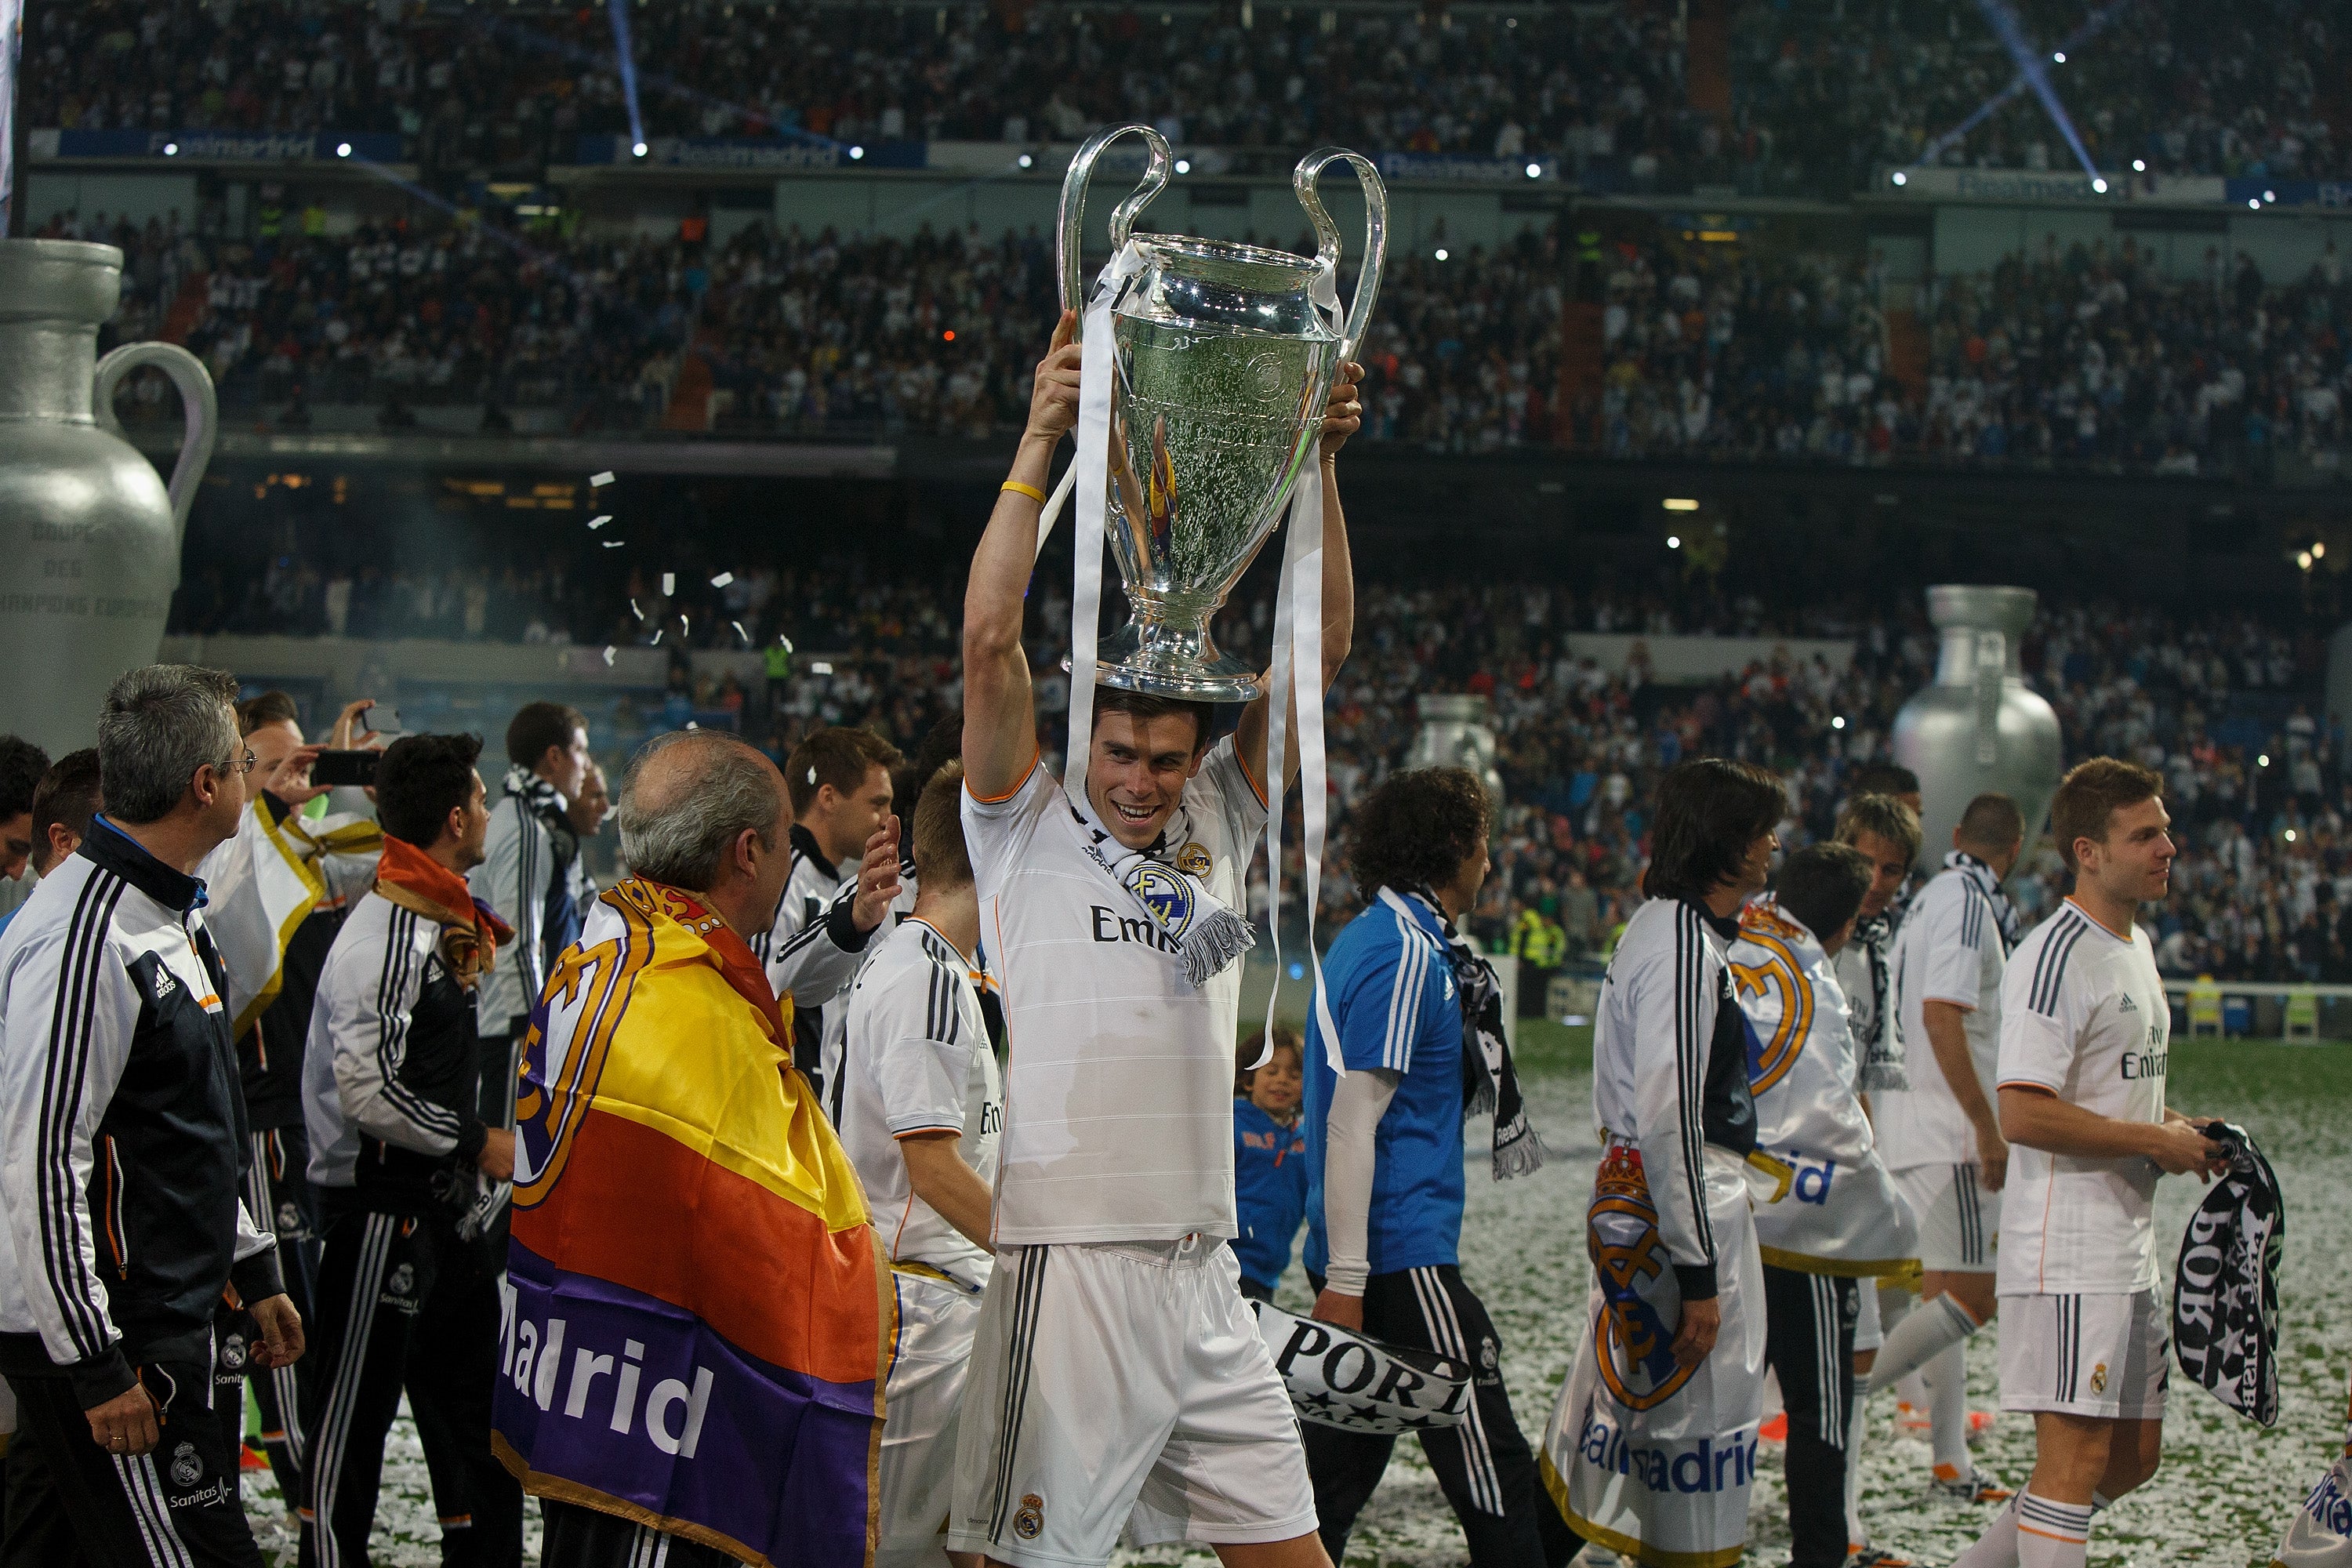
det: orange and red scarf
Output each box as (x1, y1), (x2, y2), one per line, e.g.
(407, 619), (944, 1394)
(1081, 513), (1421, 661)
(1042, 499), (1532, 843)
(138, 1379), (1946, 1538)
(375, 836), (514, 990)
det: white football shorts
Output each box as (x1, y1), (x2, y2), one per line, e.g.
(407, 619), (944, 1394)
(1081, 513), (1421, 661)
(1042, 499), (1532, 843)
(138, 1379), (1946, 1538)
(1893, 1162), (2002, 1272)
(1998, 1289), (2169, 1421)
(947, 1235), (1318, 1568)
(879, 1266), (986, 1567)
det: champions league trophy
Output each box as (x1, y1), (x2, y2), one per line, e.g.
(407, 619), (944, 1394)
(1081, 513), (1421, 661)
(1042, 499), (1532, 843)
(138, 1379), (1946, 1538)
(0, 241), (218, 755)
(1891, 585), (2065, 867)
(1053, 124), (1387, 700)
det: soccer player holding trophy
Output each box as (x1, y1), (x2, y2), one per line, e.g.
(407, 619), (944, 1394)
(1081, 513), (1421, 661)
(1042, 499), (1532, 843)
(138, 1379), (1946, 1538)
(951, 125), (1376, 1568)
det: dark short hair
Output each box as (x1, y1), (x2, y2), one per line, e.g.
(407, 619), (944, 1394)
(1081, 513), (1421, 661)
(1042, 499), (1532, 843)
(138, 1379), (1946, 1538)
(31, 750), (102, 876)
(1772, 843), (1875, 946)
(1956, 792), (2026, 851)
(1236, 1022), (1304, 1097)
(506, 701), (589, 771)
(911, 763), (973, 891)
(0, 735), (49, 821)
(1849, 762), (1920, 797)
(1093, 688), (1214, 754)
(2050, 757), (2164, 872)
(1348, 767), (1490, 897)
(1642, 758), (1785, 902)
(97, 666), (240, 824)
(375, 733), (485, 848)
(237, 690), (303, 736)
(1834, 792), (1922, 866)
(786, 726), (902, 816)
(895, 710), (964, 824)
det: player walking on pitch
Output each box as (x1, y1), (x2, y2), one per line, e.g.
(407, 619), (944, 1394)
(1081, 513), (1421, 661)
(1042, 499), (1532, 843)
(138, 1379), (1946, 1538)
(835, 762), (1002, 1568)
(949, 310), (1363, 1568)
(1954, 759), (2227, 1568)
(1869, 793), (2027, 1503)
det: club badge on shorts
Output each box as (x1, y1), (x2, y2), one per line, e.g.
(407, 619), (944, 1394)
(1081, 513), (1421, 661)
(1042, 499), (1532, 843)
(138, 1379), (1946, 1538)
(1014, 1494), (1045, 1540)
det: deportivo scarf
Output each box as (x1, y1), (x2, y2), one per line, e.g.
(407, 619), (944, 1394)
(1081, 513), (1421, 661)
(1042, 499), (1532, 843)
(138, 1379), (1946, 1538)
(2173, 1120), (2285, 1427)
(1849, 911), (1908, 1093)
(1947, 850), (2024, 953)
(375, 835), (513, 991)
(1385, 887), (1547, 1181)
(496, 876), (888, 1566)
(1069, 793), (1255, 987)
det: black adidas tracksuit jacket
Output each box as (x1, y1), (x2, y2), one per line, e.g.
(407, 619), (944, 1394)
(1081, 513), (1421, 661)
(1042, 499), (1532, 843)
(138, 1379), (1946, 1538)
(0, 820), (283, 1406)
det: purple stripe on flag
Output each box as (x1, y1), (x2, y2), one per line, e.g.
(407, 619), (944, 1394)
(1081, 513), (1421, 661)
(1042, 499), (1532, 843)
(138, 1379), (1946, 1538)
(494, 1241), (877, 1563)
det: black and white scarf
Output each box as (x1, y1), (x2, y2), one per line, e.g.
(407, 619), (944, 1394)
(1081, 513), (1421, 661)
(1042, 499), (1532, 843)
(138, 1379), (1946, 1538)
(2173, 1121), (2285, 1427)
(505, 763), (568, 825)
(1850, 911), (1908, 1092)
(1070, 796), (1254, 986)
(1384, 887), (1547, 1181)
(1947, 849), (2024, 953)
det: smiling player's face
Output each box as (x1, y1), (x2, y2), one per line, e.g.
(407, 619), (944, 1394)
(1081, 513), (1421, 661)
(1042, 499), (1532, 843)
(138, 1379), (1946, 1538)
(1084, 710), (1206, 851)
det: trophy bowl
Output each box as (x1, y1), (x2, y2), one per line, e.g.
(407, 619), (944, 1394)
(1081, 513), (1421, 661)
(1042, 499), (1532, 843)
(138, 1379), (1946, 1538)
(1060, 127), (1385, 703)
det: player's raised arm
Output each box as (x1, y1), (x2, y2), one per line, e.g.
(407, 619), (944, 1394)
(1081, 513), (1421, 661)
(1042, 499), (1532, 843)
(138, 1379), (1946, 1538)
(1233, 361), (1362, 791)
(964, 312), (1080, 797)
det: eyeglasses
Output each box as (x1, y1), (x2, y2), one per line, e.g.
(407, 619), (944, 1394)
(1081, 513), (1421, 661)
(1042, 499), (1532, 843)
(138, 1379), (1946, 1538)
(220, 750), (258, 777)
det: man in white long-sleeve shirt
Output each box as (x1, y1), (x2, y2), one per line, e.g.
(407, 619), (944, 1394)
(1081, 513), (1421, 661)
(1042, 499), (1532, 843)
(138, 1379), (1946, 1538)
(1537, 757), (1784, 1568)
(0, 665), (303, 1566)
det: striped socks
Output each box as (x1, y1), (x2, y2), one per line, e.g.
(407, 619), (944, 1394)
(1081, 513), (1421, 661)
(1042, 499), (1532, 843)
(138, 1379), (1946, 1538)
(2016, 1490), (2093, 1566)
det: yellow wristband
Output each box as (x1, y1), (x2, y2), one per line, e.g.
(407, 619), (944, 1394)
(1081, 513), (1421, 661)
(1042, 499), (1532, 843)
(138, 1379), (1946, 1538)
(1000, 480), (1047, 504)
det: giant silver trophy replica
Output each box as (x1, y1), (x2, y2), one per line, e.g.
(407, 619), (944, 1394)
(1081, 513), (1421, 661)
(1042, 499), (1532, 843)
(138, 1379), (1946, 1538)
(1891, 585), (2064, 870)
(1051, 124), (1386, 699)
(0, 241), (218, 755)
(1406, 693), (1507, 826)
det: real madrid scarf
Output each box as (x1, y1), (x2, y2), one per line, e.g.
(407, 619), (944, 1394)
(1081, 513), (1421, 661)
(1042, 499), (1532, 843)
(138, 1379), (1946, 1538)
(2173, 1120), (2285, 1427)
(1947, 849), (2024, 953)
(1069, 792), (1255, 986)
(505, 762), (568, 827)
(1850, 912), (1908, 1093)
(375, 836), (514, 991)
(1387, 886), (1547, 1181)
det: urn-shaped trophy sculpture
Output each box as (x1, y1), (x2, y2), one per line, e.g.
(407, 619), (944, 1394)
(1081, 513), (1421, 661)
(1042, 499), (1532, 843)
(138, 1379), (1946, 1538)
(1058, 124), (1386, 701)
(1406, 694), (1507, 826)
(1891, 585), (2065, 872)
(0, 241), (219, 756)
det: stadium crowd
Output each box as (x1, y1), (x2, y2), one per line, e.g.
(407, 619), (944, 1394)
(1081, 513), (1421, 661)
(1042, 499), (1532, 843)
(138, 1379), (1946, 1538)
(27, 0), (2348, 192)
(68, 200), (2352, 478)
(162, 510), (2344, 985)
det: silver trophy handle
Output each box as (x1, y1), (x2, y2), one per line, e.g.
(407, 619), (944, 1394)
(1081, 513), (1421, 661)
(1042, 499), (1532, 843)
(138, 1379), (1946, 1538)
(93, 341), (220, 536)
(1058, 123), (1174, 322)
(1294, 149), (1388, 361)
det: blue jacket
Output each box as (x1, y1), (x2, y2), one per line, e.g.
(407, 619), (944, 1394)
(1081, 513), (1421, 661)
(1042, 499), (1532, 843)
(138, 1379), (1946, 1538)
(1232, 1098), (1309, 1290)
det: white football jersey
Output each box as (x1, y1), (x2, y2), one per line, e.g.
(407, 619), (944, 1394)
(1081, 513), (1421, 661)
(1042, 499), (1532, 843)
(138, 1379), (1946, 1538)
(837, 916), (1000, 1287)
(1995, 901), (2171, 1296)
(1878, 866), (2008, 1169)
(963, 737), (1268, 1244)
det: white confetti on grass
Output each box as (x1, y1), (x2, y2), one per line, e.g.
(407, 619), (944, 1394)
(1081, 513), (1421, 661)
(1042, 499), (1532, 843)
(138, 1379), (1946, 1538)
(321, 1039), (2350, 1567)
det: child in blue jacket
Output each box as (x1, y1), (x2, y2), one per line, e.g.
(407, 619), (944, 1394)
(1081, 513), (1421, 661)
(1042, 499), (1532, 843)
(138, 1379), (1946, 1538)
(1232, 1023), (1309, 1302)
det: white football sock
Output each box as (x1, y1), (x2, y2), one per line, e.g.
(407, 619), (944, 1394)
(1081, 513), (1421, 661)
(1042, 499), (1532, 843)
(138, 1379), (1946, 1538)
(2016, 1491), (2092, 1567)
(1953, 1493), (2021, 1568)
(1926, 1341), (1972, 1479)
(1844, 1385), (1869, 1546)
(1868, 1291), (1980, 1393)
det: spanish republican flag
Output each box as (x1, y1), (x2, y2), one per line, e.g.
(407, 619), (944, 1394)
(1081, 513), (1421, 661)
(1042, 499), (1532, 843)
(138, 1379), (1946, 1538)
(493, 877), (894, 1566)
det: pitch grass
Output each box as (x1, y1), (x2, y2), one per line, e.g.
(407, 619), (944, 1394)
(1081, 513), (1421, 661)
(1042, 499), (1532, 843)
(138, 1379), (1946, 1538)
(245, 1031), (2349, 1566)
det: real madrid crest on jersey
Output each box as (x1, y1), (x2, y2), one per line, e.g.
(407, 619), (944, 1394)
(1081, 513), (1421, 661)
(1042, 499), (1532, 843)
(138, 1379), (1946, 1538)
(1173, 840), (1212, 878)
(1130, 862), (1196, 938)
(169, 1441), (203, 1488)
(1587, 1144), (1700, 1412)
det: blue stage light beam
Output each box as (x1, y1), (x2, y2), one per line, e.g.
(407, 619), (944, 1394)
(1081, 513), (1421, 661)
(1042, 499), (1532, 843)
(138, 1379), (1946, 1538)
(1968, 0), (2101, 182)
(1904, 0), (2136, 182)
(605, 0), (648, 158)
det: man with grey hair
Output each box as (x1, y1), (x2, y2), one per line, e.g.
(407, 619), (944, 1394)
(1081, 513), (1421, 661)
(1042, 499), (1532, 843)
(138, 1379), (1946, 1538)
(500, 728), (896, 1567)
(0, 665), (304, 1566)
